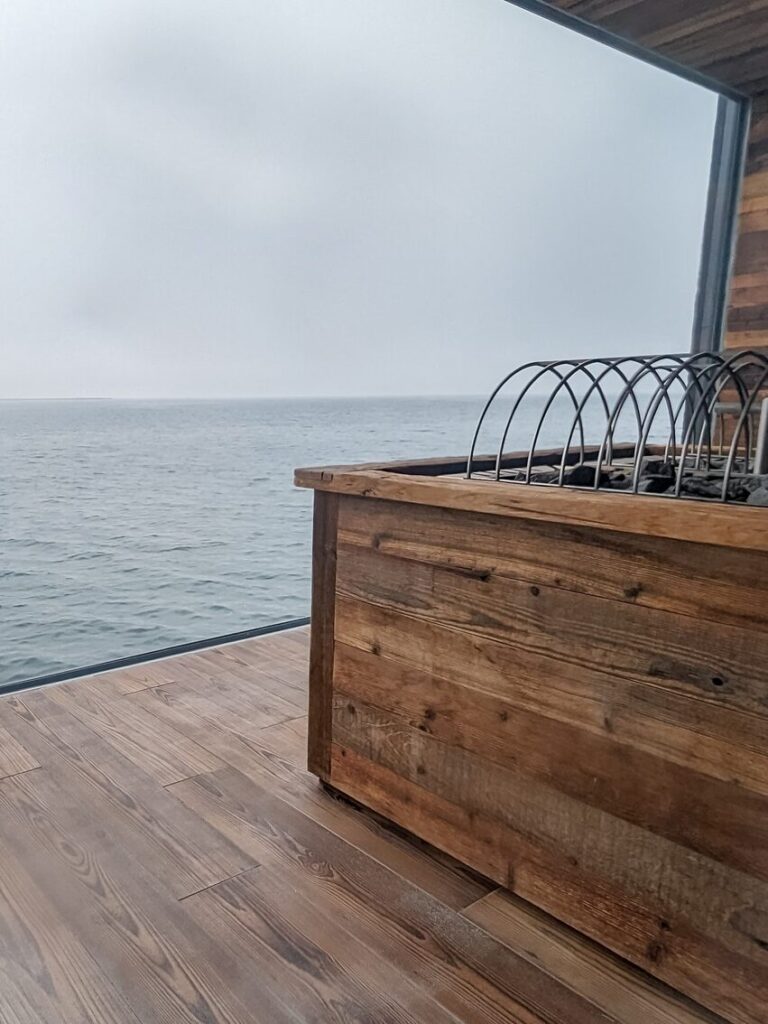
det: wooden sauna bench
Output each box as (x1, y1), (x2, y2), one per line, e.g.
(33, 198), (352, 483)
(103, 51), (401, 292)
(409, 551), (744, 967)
(295, 448), (768, 1024)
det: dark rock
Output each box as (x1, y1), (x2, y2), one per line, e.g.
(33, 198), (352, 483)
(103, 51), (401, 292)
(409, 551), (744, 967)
(504, 466), (560, 484)
(564, 464), (609, 488)
(639, 475), (674, 494)
(530, 469), (561, 485)
(743, 474), (768, 494)
(641, 459), (676, 480)
(678, 476), (751, 502)
(679, 477), (723, 500)
(747, 486), (768, 507)
(606, 472), (632, 490)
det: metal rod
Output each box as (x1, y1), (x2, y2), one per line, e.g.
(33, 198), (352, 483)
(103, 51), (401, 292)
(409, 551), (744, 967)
(470, 350), (768, 505)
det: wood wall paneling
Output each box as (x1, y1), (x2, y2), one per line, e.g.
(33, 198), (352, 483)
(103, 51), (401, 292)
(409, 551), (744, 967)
(316, 494), (768, 1024)
(727, 94), (768, 350)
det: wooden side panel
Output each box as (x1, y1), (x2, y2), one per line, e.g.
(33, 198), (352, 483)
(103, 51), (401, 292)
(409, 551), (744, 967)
(307, 491), (338, 780)
(727, 94), (768, 351)
(325, 495), (768, 1024)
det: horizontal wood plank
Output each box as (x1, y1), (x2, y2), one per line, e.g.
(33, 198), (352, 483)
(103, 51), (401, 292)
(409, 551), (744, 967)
(335, 540), (768, 720)
(337, 495), (768, 632)
(295, 466), (768, 553)
(334, 640), (768, 881)
(329, 743), (764, 1024)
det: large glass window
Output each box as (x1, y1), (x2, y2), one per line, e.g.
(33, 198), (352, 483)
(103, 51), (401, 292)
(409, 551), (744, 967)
(1, 0), (720, 685)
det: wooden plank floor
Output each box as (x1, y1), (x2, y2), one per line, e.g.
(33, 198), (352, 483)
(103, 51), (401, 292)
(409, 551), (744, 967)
(0, 626), (725, 1024)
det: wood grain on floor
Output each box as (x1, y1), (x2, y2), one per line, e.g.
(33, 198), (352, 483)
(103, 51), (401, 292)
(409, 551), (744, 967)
(0, 626), (725, 1024)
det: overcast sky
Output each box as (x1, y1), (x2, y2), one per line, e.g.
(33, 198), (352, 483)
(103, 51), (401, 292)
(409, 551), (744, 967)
(1, 0), (717, 399)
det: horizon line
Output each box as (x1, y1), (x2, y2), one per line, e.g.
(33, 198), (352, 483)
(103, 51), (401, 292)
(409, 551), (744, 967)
(0, 392), (485, 403)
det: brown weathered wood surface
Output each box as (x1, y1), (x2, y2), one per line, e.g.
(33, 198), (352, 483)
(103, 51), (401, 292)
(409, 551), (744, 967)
(537, 1), (768, 94)
(294, 463), (768, 553)
(307, 489), (337, 779)
(0, 625), (722, 1023)
(311, 490), (768, 1024)
(727, 94), (768, 351)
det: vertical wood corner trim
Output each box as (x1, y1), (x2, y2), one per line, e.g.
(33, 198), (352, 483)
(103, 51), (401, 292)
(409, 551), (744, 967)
(307, 491), (338, 780)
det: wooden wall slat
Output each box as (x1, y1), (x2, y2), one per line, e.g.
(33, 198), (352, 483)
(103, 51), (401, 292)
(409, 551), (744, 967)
(333, 640), (768, 882)
(337, 496), (768, 633)
(334, 594), (768, 798)
(330, 737), (768, 1024)
(727, 96), (768, 350)
(296, 465), (768, 554)
(335, 540), (768, 719)
(332, 697), (768, 965)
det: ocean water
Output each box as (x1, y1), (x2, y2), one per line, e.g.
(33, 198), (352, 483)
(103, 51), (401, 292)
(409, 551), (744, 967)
(2, 397), (489, 687)
(3, 393), (639, 688)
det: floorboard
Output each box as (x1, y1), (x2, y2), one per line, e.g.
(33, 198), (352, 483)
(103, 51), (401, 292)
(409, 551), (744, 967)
(0, 625), (724, 1024)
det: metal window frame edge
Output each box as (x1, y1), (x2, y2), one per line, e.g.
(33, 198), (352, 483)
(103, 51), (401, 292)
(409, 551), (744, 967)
(3, 616), (311, 696)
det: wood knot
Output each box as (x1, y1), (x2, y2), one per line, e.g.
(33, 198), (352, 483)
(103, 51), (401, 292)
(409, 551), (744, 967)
(646, 940), (666, 964)
(623, 584), (642, 600)
(529, 586), (540, 597)
(424, 707), (436, 721)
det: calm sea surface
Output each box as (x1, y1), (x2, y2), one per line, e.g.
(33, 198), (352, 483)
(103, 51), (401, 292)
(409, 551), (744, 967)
(3, 394), (631, 688)
(2, 397), (491, 687)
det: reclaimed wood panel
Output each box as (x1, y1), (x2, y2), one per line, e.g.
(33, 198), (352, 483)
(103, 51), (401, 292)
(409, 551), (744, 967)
(313, 493), (768, 1023)
(159, 700), (494, 910)
(727, 94), (768, 351)
(538, 1), (768, 94)
(295, 464), (768, 553)
(333, 640), (768, 880)
(335, 539), (768, 719)
(307, 490), (338, 779)
(337, 495), (768, 632)
(330, 742), (763, 1024)
(334, 595), (768, 798)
